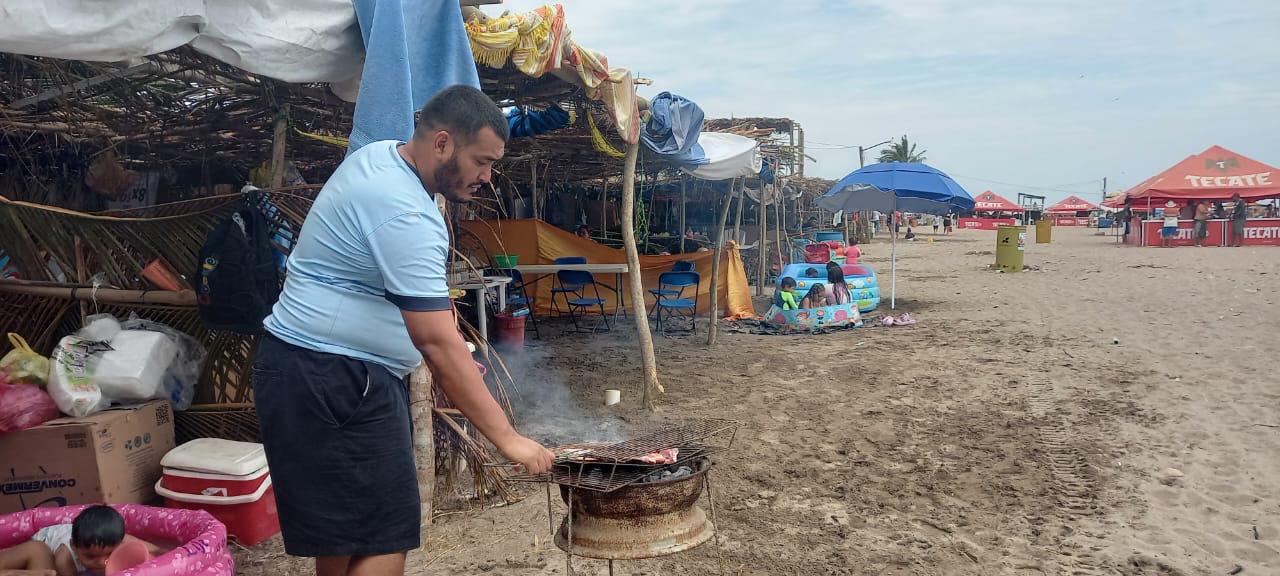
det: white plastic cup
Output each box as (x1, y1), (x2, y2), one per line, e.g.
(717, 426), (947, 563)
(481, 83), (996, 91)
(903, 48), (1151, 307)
(603, 389), (621, 406)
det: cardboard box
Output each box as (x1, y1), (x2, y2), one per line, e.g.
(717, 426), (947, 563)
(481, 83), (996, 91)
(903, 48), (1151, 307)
(0, 401), (175, 514)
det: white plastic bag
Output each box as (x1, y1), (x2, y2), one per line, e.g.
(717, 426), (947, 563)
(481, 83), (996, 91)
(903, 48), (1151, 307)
(49, 336), (113, 417)
(48, 314), (206, 416)
(119, 316), (205, 411)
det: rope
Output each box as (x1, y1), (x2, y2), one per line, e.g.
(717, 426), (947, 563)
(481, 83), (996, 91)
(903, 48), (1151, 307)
(587, 113), (626, 158)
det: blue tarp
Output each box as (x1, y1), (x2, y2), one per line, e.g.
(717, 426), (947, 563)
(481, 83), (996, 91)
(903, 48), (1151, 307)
(506, 105), (571, 138)
(641, 91), (708, 165)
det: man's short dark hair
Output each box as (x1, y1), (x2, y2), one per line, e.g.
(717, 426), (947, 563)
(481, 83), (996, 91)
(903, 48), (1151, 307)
(415, 85), (509, 143)
(71, 505), (126, 548)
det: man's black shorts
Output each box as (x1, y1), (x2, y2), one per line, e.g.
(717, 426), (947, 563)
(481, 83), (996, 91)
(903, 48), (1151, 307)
(253, 334), (420, 557)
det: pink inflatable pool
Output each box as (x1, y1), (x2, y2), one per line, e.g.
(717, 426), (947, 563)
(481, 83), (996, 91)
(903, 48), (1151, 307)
(0, 504), (233, 575)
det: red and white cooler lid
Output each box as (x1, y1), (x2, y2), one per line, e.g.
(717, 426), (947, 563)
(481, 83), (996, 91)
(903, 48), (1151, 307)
(162, 438), (268, 477)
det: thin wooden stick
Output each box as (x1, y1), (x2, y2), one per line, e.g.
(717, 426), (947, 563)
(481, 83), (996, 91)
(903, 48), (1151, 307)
(0, 280), (196, 305)
(619, 140), (662, 409)
(757, 180), (768, 296)
(269, 105), (289, 188)
(707, 178), (739, 346)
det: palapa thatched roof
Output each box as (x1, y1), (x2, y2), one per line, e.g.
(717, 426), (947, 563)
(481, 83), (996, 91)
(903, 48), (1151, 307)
(0, 48), (353, 184)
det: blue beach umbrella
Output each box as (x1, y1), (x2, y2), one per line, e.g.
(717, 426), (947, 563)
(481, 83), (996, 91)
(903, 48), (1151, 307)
(817, 163), (975, 309)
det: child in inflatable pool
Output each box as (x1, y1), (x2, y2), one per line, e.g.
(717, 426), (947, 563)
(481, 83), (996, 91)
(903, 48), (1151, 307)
(773, 277), (799, 310)
(825, 262), (851, 305)
(0, 505), (164, 576)
(800, 283), (827, 308)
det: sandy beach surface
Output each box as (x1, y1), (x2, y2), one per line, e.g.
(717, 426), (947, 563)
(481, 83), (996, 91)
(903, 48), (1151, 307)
(238, 226), (1279, 575)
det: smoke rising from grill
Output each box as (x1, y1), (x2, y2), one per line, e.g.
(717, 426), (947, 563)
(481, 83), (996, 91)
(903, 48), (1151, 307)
(497, 346), (626, 447)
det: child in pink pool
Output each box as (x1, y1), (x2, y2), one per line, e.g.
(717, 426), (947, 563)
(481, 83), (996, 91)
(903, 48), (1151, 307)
(0, 505), (165, 576)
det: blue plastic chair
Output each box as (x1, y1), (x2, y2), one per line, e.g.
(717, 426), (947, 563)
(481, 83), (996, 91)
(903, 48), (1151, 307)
(549, 256), (587, 317)
(653, 271), (700, 334)
(560, 269), (610, 333)
(648, 261), (695, 317)
(497, 268), (539, 339)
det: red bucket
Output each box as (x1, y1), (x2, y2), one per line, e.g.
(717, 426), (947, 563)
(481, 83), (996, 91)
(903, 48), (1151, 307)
(494, 312), (525, 350)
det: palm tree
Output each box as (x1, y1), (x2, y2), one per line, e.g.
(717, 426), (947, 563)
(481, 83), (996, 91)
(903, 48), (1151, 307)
(878, 135), (927, 163)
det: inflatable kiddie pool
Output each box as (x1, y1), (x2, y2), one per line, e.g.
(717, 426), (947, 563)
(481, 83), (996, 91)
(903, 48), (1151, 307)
(0, 504), (233, 575)
(765, 301), (863, 330)
(777, 263), (880, 312)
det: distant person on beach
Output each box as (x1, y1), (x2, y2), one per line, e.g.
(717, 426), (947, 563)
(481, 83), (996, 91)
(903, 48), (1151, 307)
(800, 283), (827, 308)
(1193, 200), (1210, 247)
(1212, 201), (1226, 219)
(904, 227), (916, 241)
(932, 215), (941, 234)
(1266, 203), (1279, 218)
(1119, 204), (1132, 241)
(1161, 201), (1179, 247)
(1229, 193), (1248, 247)
(843, 240), (861, 264)
(943, 213), (953, 235)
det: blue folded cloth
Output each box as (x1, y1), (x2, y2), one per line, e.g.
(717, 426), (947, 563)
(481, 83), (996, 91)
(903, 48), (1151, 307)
(348, 0), (480, 152)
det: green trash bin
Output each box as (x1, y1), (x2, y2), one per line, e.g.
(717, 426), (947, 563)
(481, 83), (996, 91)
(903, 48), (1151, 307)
(996, 225), (1026, 272)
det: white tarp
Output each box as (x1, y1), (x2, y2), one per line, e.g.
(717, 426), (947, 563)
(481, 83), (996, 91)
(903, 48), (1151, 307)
(680, 132), (762, 182)
(0, 1), (364, 87)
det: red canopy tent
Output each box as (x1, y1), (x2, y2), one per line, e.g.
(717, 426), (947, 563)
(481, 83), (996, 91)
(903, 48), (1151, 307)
(971, 190), (1023, 213)
(1119, 145), (1280, 205)
(1045, 195), (1099, 214)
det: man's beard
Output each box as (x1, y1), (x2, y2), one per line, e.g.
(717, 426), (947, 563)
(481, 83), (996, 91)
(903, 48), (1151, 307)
(433, 154), (472, 203)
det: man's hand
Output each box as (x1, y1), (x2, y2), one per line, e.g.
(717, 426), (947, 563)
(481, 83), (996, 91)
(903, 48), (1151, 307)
(496, 434), (555, 475)
(402, 309), (553, 473)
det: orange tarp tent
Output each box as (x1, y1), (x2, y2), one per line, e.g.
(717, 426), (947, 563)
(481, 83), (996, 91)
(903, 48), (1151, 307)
(459, 219), (755, 319)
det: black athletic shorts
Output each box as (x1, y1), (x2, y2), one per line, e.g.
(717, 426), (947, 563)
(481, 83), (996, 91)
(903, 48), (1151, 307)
(252, 334), (420, 557)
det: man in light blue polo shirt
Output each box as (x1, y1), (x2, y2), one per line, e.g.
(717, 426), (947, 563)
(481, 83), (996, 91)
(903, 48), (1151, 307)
(253, 86), (553, 576)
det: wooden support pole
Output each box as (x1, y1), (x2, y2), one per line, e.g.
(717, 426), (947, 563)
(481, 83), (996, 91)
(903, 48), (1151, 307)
(707, 178), (739, 346)
(733, 179), (745, 244)
(756, 181), (768, 296)
(679, 177), (687, 253)
(600, 177), (608, 237)
(620, 141), (662, 409)
(774, 186), (786, 271)
(410, 365), (435, 522)
(269, 105), (289, 188)
(530, 161), (539, 220)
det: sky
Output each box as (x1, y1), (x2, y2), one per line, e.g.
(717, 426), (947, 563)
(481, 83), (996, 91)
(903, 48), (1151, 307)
(491, 0), (1280, 205)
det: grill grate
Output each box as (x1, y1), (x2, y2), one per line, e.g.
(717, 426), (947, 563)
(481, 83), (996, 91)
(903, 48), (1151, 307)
(505, 418), (739, 492)
(578, 418), (738, 462)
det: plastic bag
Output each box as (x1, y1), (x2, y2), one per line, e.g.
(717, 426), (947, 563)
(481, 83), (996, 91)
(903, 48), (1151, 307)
(0, 383), (60, 433)
(120, 316), (205, 411)
(0, 333), (50, 387)
(48, 314), (206, 417)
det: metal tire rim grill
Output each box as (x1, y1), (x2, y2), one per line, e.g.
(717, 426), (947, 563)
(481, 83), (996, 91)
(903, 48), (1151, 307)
(507, 418), (740, 574)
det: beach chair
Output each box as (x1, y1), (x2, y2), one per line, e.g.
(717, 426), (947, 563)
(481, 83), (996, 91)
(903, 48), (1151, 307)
(549, 256), (587, 317)
(561, 270), (611, 333)
(648, 260), (696, 318)
(653, 271), (700, 334)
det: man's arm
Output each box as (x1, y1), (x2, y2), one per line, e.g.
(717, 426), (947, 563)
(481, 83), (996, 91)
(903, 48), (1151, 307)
(402, 309), (554, 474)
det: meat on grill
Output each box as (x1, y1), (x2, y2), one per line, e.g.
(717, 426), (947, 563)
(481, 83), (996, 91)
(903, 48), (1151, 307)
(637, 448), (679, 464)
(555, 445), (679, 465)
